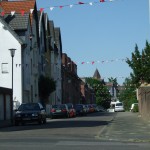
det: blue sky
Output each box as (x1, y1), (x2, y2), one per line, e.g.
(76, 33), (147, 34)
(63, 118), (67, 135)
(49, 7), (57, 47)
(36, 0), (150, 85)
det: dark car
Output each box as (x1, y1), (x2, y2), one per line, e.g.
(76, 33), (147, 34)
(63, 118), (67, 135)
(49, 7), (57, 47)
(50, 104), (70, 119)
(75, 104), (87, 116)
(14, 103), (47, 125)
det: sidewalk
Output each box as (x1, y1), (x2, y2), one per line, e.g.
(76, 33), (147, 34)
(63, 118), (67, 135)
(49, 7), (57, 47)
(97, 112), (150, 142)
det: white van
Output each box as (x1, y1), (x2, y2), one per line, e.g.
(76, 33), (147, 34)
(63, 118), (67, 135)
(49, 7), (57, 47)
(114, 102), (124, 112)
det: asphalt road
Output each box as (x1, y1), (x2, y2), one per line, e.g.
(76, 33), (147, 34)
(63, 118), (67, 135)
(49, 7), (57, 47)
(0, 112), (150, 150)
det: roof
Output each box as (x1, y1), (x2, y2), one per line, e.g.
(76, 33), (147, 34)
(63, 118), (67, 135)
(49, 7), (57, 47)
(4, 13), (29, 30)
(93, 68), (101, 80)
(0, 0), (35, 13)
(0, 16), (25, 44)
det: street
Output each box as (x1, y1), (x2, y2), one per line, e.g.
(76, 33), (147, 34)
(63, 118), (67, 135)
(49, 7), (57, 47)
(0, 112), (150, 150)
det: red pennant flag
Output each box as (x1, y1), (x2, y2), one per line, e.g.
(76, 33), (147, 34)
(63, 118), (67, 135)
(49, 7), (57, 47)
(59, 6), (63, 9)
(21, 10), (25, 16)
(40, 8), (44, 12)
(92, 61), (95, 65)
(1, 11), (5, 16)
(100, 0), (105, 2)
(81, 62), (85, 64)
(78, 2), (84, 5)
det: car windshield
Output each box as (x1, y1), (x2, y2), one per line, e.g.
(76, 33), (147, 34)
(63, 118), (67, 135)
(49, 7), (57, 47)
(18, 103), (40, 111)
(116, 103), (123, 106)
(52, 104), (66, 109)
(75, 105), (83, 108)
(67, 104), (72, 109)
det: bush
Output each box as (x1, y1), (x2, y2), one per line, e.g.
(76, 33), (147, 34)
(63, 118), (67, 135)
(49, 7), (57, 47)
(132, 104), (139, 112)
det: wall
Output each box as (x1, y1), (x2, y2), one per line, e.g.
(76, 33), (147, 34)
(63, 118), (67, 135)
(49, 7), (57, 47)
(0, 87), (12, 127)
(138, 85), (150, 121)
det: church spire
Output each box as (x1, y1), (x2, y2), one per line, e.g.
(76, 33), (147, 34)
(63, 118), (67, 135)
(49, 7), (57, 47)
(93, 68), (101, 80)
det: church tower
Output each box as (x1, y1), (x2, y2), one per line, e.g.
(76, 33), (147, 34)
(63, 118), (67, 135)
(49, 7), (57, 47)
(93, 68), (101, 80)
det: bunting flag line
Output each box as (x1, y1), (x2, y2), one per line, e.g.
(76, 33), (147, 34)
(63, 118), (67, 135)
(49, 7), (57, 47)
(0, 0), (119, 16)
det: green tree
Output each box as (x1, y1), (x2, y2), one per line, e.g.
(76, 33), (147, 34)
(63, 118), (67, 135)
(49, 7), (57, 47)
(118, 78), (137, 111)
(86, 77), (111, 109)
(126, 41), (150, 87)
(108, 77), (119, 96)
(38, 75), (56, 105)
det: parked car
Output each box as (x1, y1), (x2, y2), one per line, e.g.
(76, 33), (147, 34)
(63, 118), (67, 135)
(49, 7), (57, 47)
(87, 104), (95, 113)
(14, 103), (47, 126)
(96, 105), (106, 112)
(50, 104), (70, 119)
(75, 104), (87, 116)
(114, 102), (125, 112)
(66, 103), (76, 118)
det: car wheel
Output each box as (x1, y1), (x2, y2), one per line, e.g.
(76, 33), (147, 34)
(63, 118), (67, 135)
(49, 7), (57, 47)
(66, 113), (69, 118)
(38, 118), (43, 124)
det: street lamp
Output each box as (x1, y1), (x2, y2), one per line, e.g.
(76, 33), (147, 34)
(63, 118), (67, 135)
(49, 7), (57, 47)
(9, 48), (16, 124)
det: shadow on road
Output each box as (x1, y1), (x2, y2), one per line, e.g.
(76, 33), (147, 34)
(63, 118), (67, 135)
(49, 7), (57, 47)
(0, 112), (114, 132)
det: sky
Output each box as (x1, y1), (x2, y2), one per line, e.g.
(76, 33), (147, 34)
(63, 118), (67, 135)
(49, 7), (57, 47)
(36, 0), (150, 85)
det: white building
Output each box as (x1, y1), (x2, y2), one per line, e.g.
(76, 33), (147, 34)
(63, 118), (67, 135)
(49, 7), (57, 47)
(0, 15), (25, 107)
(0, 0), (40, 106)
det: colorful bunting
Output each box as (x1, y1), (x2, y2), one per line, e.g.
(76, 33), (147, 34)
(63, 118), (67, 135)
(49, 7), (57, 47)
(11, 11), (15, 16)
(78, 2), (85, 5)
(40, 8), (44, 13)
(1, 11), (5, 16)
(0, 0), (121, 15)
(30, 9), (34, 14)
(50, 7), (54, 11)
(21, 10), (25, 16)
(59, 6), (63, 9)
(70, 5), (73, 8)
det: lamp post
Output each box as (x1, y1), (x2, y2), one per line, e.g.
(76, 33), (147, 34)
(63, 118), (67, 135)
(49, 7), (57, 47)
(9, 48), (16, 124)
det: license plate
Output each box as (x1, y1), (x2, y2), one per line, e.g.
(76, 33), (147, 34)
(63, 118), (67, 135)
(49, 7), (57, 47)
(23, 118), (30, 120)
(56, 110), (61, 112)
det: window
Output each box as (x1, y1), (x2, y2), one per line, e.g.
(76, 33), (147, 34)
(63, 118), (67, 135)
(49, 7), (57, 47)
(1, 63), (9, 73)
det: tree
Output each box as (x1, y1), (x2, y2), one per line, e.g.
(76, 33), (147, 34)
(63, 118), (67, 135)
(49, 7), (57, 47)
(108, 77), (119, 97)
(126, 41), (150, 87)
(38, 75), (56, 105)
(85, 77), (111, 109)
(118, 78), (137, 111)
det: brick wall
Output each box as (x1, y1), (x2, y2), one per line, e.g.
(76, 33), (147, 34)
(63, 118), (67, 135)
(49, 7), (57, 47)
(138, 85), (150, 121)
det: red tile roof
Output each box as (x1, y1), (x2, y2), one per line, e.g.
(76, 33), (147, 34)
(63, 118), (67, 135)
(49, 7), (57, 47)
(0, 0), (35, 13)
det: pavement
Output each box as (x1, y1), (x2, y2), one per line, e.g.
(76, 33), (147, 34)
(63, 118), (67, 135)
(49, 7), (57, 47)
(97, 111), (150, 143)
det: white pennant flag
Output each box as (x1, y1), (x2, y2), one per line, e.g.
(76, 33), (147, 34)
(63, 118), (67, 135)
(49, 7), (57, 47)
(11, 11), (15, 16)
(70, 5), (73, 8)
(89, 2), (93, 6)
(109, 0), (114, 2)
(30, 9), (34, 14)
(50, 7), (54, 11)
